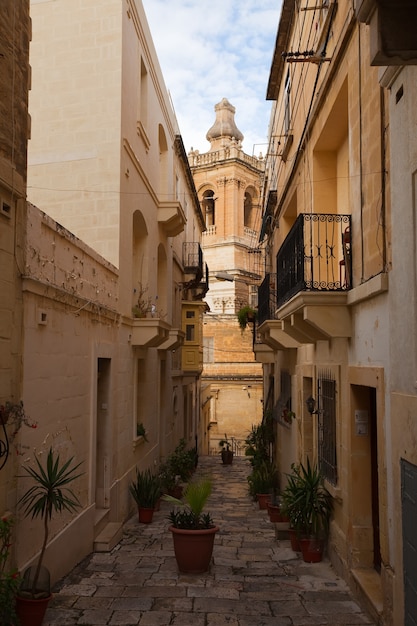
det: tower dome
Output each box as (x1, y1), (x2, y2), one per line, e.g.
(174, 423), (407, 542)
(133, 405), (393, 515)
(206, 98), (244, 150)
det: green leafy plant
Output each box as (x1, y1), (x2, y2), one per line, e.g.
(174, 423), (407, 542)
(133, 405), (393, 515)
(218, 435), (231, 451)
(159, 439), (197, 493)
(237, 305), (257, 330)
(244, 414), (274, 469)
(0, 516), (21, 625)
(136, 422), (148, 441)
(18, 447), (83, 598)
(164, 476), (214, 529)
(247, 460), (279, 499)
(129, 468), (161, 509)
(281, 459), (333, 538)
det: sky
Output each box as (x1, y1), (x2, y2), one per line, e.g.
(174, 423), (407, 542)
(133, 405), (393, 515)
(141, 0), (282, 157)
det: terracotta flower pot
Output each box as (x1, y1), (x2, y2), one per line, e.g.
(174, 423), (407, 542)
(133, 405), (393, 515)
(267, 503), (288, 522)
(138, 507), (154, 524)
(288, 528), (301, 552)
(257, 493), (272, 510)
(169, 525), (219, 574)
(221, 450), (234, 465)
(300, 537), (325, 562)
(16, 594), (52, 626)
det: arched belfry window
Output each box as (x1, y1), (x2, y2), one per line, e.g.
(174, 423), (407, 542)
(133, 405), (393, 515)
(244, 191), (254, 228)
(202, 190), (215, 226)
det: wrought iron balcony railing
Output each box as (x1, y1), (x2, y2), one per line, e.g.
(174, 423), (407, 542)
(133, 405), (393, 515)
(183, 242), (203, 280)
(276, 213), (351, 309)
(257, 273), (277, 326)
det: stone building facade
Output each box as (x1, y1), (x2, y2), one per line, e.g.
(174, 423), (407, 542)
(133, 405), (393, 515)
(0, 0), (207, 586)
(258, 0), (417, 623)
(257, 0), (391, 622)
(189, 99), (264, 456)
(0, 1), (30, 516)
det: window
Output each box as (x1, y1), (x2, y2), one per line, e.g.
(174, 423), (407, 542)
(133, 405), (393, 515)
(186, 324), (195, 341)
(202, 190), (215, 226)
(203, 337), (214, 363)
(284, 70), (291, 135)
(317, 371), (337, 485)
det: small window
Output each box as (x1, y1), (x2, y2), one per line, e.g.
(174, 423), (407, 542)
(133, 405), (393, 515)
(186, 324), (195, 341)
(186, 310), (195, 319)
(1, 200), (11, 218)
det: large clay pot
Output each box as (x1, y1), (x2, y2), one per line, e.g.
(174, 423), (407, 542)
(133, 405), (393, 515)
(288, 528), (301, 552)
(300, 537), (325, 562)
(257, 493), (272, 510)
(267, 503), (288, 523)
(169, 525), (219, 573)
(221, 450), (234, 465)
(16, 594), (52, 626)
(138, 507), (154, 524)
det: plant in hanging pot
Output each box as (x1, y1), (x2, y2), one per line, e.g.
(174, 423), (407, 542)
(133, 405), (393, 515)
(218, 434), (234, 465)
(281, 459), (333, 561)
(163, 476), (219, 574)
(16, 447), (83, 626)
(236, 305), (257, 331)
(129, 467), (161, 524)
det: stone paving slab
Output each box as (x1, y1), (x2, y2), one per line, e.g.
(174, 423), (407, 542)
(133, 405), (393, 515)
(43, 456), (376, 626)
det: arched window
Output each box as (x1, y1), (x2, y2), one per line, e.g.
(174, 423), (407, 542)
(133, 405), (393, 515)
(202, 190), (215, 226)
(244, 191), (253, 228)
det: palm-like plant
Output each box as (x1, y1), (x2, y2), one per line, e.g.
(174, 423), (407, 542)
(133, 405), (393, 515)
(129, 468), (161, 509)
(18, 447), (83, 598)
(281, 458), (333, 538)
(164, 476), (214, 529)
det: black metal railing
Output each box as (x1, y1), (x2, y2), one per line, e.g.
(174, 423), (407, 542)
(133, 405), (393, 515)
(277, 213), (351, 308)
(183, 242), (203, 278)
(257, 273), (277, 325)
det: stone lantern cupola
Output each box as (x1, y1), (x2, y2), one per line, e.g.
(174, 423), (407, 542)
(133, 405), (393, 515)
(206, 98), (244, 151)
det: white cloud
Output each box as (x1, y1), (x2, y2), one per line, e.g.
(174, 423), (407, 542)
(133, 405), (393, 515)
(142, 0), (281, 156)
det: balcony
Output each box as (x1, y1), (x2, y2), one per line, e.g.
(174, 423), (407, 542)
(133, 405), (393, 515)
(257, 273), (300, 351)
(277, 213), (351, 308)
(182, 242), (209, 299)
(158, 201), (186, 237)
(262, 214), (352, 343)
(130, 318), (171, 348)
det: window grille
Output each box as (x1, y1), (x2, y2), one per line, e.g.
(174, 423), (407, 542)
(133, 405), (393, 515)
(317, 371), (337, 485)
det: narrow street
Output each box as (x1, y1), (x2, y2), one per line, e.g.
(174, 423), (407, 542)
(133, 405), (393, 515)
(43, 456), (376, 626)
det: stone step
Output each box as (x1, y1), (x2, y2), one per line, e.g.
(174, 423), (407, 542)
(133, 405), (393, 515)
(93, 522), (123, 552)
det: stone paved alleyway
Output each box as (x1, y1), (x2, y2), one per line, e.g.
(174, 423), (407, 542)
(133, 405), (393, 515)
(43, 455), (376, 626)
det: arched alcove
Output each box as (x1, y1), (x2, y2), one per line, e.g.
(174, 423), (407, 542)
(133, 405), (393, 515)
(158, 124), (169, 198)
(132, 210), (148, 312)
(157, 243), (168, 318)
(202, 189), (216, 226)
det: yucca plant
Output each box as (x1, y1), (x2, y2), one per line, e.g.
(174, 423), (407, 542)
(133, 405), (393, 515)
(164, 476), (214, 529)
(129, 468), (161, 509)
(281, 458), (333, 538)
(18, 447), (83, 598)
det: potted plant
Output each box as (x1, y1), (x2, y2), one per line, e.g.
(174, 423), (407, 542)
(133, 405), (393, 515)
(164, 476), (219, 574)
(244, 414), (274, 470)
(159, 439), (198, 497)
(218, 435), (234, 465)
(247, 460), (279, 509)
(236, 305), (257, 331)
(0, 516), (21, 626)
(129, 467), (161, 523)
(16, 447), (83, 626)
(281, 459), (333, 562)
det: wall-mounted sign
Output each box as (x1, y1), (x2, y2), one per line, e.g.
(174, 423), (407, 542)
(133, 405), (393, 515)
(355, 410), (369, 436)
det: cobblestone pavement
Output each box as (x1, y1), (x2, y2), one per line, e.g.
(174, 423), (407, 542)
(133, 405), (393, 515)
(43, 455), (376, 626)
